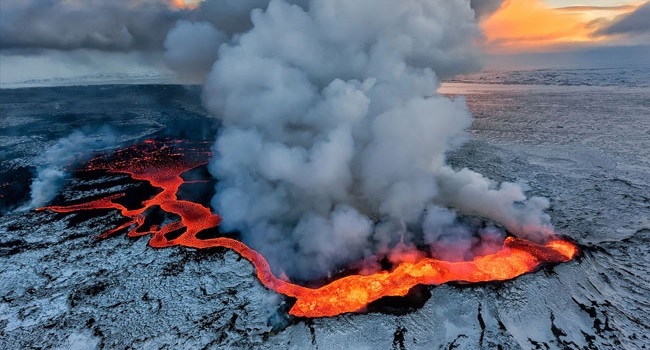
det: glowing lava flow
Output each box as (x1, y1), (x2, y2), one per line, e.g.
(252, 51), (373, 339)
(41, 140), (579, 318)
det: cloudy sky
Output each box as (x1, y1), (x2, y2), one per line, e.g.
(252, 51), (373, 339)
(0, 0), (648, 85)
(482, 0), (650, 53)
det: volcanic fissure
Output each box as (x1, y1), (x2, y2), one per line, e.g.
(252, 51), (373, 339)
(40, 140), (578, 318)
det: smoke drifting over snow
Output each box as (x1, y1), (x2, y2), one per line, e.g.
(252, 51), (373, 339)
(27, 129), (117, 209)
(172, 0), (549, 280)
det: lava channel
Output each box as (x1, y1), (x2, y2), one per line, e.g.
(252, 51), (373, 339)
(39, 140), (579, 318)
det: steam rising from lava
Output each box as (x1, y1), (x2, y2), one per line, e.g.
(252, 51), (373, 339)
(9, 0), (583, 320)
(163, 0), (552, 280)
(25, 129), (117, 209)
(163, 20), (226, 81)
(40, 140), (578, 318)
(9, 0), (553, 283)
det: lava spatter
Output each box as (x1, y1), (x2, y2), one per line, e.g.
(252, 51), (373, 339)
(40, 140), (579, 318)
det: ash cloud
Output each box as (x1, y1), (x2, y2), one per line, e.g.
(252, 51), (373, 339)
(199, 0), (550, 280)
(25, 129), (117, 209)
(161, 0), (309, 81)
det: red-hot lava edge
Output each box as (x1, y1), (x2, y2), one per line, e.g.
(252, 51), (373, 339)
(39, 140), (579, 318)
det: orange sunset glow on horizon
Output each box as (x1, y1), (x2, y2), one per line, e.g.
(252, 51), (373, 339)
(481, 0), (644, 53)
(170, 0), (201, 10)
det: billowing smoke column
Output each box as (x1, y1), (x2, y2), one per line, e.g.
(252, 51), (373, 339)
(166, 0), (554, 280)
(164, 20), (226, 81)
(5, 0), (527, 280)
(26, 129), (117, 209)
(3, 0), (561, 282)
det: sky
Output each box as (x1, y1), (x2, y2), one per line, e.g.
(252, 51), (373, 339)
(481, 0), (649, 53)
(547, 0), (632, 7)
(0, 0), (649, 86)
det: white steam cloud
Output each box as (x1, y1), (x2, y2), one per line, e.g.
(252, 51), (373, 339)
(163, 0), (550, 280)
(3, 0), (555, 281)
(164, 20), (226, 81)
(26, 129), (117, 209)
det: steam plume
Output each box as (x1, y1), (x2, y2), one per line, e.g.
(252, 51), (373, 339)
(180, 0), (549, 280)
(164, 20), (226, 81)
(8, 0), (547, 280)
(26, 129), (117, 209)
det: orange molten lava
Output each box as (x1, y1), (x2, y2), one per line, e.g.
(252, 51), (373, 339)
(41, 140), (578, 318)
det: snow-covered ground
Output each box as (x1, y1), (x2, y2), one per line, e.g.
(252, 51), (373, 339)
(447, 67), (650, 88)
(0, 51), (180, 90)
(1, 83), (649, 349)
(0, 72), (179, 90)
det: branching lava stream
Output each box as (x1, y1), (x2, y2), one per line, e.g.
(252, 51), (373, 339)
(40, 140), (579, 318)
